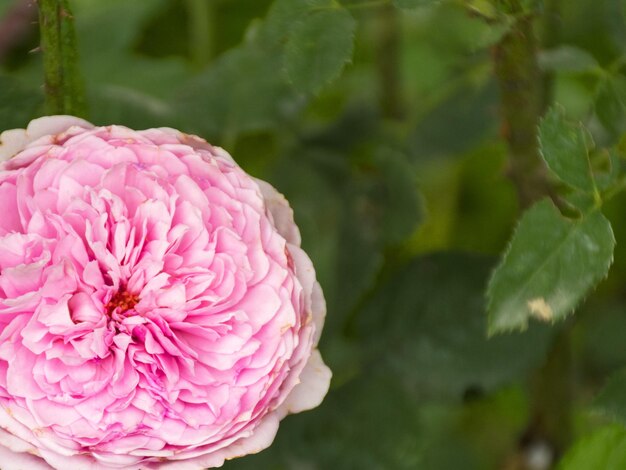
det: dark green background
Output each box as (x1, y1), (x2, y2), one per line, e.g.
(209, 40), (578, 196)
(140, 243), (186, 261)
(3, 0), (626, 468)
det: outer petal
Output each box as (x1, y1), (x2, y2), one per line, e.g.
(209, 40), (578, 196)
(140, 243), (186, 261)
(159, 414), (280, 470)
(0, 129), (28, 163)
(0, 443), (51, 470)
(255, 180), (331, 412)
(255, 179), (301, 246)
(38, 448), (123, 470)
(277, 350), (331, 416)
(0, 429), (51, 470)
(211, 146), (236, 165)
(311, 282), (326, 346)
(289, 243), (327, 341)
(0, 115), (93, 161)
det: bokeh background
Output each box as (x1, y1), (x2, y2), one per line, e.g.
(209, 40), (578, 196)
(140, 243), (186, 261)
(2, 0), (626, 468)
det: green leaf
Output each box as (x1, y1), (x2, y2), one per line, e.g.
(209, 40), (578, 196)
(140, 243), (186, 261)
(538, 106), (596, 192)
(414, 3), (507, 54)
(593, 149), (622, 191)
(538, 46), (600, 73)
(562, 191), (598, 215)
(176, 44), (301, 139)
(596, 76), (626, 138)
(410, 82), (499, 159)
(338, 148), (423, 314)
(487, 200), (615, 334)
(259, 0), (333, 46)
(72, 0), (189, 98)
(374, 149), (424, 245)
(594, 368), (626, 425)
(74, 0), (166, 55)
(558, 425), (626, 470)
(269, 142), (423, 336)
(394, 0), (440, 9)
(465, 0), (499, 19)
(357, 254), (552, 399)
(284, 9), (356, 94)
(329, 148), (423, 326)
(471, 16), (514, 50)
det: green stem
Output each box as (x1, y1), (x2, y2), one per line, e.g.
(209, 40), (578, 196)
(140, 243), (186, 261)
(38, 0), (87, 117)
(185, 0), (214, 70)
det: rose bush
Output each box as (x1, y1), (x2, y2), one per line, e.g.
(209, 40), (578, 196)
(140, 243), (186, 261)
(0, 116), (331, 469)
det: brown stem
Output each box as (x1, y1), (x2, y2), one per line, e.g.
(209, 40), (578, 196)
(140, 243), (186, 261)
(494, 3), (571, 469)
(494, 3), (545, 208)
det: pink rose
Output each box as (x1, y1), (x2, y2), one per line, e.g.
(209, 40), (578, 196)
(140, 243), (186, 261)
(0, 116), (331, 469)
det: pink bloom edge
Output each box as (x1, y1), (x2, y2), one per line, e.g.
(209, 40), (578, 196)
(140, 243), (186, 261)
(0, 116), (332, 469)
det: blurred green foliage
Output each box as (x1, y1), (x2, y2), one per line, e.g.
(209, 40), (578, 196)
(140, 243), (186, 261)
(4, 0), (626, 467)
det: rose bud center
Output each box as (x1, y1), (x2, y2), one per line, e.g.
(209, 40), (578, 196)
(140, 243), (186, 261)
(105, 289), (140, 317)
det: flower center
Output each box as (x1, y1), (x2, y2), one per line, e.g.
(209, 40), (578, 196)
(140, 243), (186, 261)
(105, 289), (139, 316)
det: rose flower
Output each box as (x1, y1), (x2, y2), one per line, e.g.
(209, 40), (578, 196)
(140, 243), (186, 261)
(0, 116), (331, 469)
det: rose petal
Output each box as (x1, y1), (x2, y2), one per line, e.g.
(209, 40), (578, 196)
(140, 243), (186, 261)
(278, 349), (332, 417)
(0, 116), (93, 162)
(0, 117), (329, 469)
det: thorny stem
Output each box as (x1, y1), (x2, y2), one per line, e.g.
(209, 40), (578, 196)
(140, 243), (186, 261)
(493, 0), (545, 209)
(494, 1), (574, 469)
(38, 0), (87, 117)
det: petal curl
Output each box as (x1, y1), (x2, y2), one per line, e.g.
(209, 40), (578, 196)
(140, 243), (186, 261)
(0, 116), (93, 161)
(278, 349), (332, 416)
(255, 179), (301, 246)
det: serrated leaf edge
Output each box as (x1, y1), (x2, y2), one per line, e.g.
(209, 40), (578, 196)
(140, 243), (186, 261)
(486, 201), (615, 336)
(282, 8), (356, 95)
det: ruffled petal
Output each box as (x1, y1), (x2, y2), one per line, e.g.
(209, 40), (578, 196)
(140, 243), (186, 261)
(0, 116), (93, 161)
(278, 349), (332, 416)
(0, 120), (329, 469)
